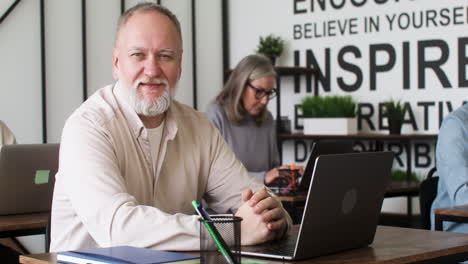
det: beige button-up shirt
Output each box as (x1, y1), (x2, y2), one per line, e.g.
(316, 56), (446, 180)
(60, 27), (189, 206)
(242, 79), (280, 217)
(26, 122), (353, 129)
(50, 82), (274, 252)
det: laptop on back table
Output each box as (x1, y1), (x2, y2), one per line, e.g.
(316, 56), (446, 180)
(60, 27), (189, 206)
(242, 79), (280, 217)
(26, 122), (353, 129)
(298, 140), (354, 191)
(0, 144), (59, 215)
(241, 151), (394, 260)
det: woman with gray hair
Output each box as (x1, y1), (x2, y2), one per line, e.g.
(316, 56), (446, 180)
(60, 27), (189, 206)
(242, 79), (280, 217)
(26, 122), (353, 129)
(206, 54), (287, 185)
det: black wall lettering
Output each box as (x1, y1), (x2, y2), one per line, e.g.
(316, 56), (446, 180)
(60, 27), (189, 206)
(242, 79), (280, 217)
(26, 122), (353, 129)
(294, 140), (308, 162)
(357, 103), (375, 130)
(353, 141), (367, 152)
(418, 39), (451, 88)
(330, 0), (346, 9)
(306, 49), (331, 92)
(403, 42), (410, 89)
(415, 143), (431, 168)
(458, 37), (468, 87)
(378, 102), (387, 130)
(403, 102), (418, 130)
(337, 45), (363, 92)
(387, 143), (404, 167)
(294, 0), (307, 14)
(370, 43), (396, 90)
(417, 102), (435, 130)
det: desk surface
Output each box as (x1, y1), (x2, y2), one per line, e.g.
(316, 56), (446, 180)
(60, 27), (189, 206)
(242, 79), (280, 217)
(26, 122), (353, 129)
(0, 212), (48, 238)
(19, 225), (468, 264)
(434, 205), (468, 231)
(434, 205), (468, 217)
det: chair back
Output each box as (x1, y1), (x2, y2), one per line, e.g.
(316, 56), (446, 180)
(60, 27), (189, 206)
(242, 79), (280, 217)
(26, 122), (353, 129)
(419, 167), (439, 230)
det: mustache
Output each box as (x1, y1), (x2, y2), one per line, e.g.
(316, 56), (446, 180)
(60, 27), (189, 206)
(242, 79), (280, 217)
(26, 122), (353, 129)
(136, 78), (169, 87)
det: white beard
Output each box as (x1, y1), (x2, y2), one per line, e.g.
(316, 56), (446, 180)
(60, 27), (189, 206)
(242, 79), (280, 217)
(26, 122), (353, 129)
(129, 78), (174, 116)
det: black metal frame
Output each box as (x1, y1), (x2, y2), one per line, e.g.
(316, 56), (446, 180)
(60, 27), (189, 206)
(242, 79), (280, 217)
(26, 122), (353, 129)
(0, 227), (47, 254)
(40, 0), (47, 143)
(191, 0), (198, 109)
(81, 0), (88, 101)
(435, 214), (468, 231)
(0, 0), (21, 24)
(221, 0), (229, 79)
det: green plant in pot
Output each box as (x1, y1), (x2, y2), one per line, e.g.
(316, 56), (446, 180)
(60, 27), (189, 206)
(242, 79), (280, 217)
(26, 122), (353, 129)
(256, 34), (284, 65)
(299, 95), (357, 135)
(300, 95), (356, 118)
(390, 169), (419, 182)
(383, 100), (405, 134)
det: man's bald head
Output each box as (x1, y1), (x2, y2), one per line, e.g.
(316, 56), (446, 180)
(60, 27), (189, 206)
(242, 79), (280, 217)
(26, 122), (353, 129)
(114, 3), (182, 48)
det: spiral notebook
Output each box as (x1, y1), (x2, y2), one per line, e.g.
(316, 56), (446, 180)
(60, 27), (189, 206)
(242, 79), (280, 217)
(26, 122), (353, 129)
(57, 246), (200, 264)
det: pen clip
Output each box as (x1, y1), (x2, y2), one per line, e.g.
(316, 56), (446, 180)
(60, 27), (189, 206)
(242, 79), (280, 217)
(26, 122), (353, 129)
(191, 201), (204, 219)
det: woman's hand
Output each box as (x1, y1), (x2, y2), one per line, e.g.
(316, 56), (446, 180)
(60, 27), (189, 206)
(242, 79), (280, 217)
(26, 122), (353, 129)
(264, 165), (289, 185)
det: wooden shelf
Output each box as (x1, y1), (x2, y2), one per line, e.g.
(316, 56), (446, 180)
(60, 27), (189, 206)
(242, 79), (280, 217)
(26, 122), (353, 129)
(278, 133), (438, 141)
(275, 66), (318, 76)
(224, 66), (318, 79)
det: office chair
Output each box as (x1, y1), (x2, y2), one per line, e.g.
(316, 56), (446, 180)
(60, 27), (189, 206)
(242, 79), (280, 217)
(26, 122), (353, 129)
(419, 167), (439, 230)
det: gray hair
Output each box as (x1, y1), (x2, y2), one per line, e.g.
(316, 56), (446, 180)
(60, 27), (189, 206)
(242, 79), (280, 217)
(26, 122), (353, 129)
(115, 2), (182, 47)
(215, 54), (276, 125)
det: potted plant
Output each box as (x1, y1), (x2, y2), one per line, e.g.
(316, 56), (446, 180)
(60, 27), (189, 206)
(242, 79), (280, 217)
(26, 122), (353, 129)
(383, 100), (405, 134)
(299, 95), (357, 135)
(390, 169), (419, 182)
(256, 34), (284, 65)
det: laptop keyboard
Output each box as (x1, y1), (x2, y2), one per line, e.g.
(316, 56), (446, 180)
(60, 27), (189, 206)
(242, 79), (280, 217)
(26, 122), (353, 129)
(267, 239), (296, 255)
(254, 237), (296, 256)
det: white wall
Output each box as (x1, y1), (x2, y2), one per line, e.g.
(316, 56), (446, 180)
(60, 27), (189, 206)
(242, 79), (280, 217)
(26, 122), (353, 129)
(0, 1), (42, 144)
(228, 0), (468, 135)
(196, 0), (224, 111)
(45, 0), (84, 143)
(0, 0), (223, 145)
(227, 0), (468, 213)
(0, 0), (223, 253)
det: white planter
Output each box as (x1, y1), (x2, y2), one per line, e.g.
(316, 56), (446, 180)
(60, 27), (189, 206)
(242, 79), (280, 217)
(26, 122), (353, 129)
(303, 118), (357, 135)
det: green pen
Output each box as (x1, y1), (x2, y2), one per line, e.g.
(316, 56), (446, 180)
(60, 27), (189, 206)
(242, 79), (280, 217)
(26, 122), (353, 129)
(192, 201), (237, 264)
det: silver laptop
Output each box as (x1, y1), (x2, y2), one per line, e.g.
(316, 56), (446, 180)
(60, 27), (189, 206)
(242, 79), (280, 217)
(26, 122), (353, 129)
(241, 151), (394, 260)
(0, 144), (59, 215)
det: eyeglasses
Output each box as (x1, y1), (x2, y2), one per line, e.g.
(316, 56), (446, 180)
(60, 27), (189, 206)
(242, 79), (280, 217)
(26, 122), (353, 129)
(247, 82), (277, 100)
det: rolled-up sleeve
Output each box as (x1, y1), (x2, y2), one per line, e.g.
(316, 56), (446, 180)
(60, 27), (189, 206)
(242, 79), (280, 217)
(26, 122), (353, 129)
(436, 116), (468, 205)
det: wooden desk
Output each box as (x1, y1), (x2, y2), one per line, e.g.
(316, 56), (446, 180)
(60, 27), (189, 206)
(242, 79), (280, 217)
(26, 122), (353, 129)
(0, 213), (49, 254)
(434, 205), (468, 231)
(0, 213), (48, 238)
(19, 225), (468, 264)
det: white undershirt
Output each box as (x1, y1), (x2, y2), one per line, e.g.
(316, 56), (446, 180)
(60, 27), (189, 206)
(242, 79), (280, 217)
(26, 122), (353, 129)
(146, 120), (165, 173)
